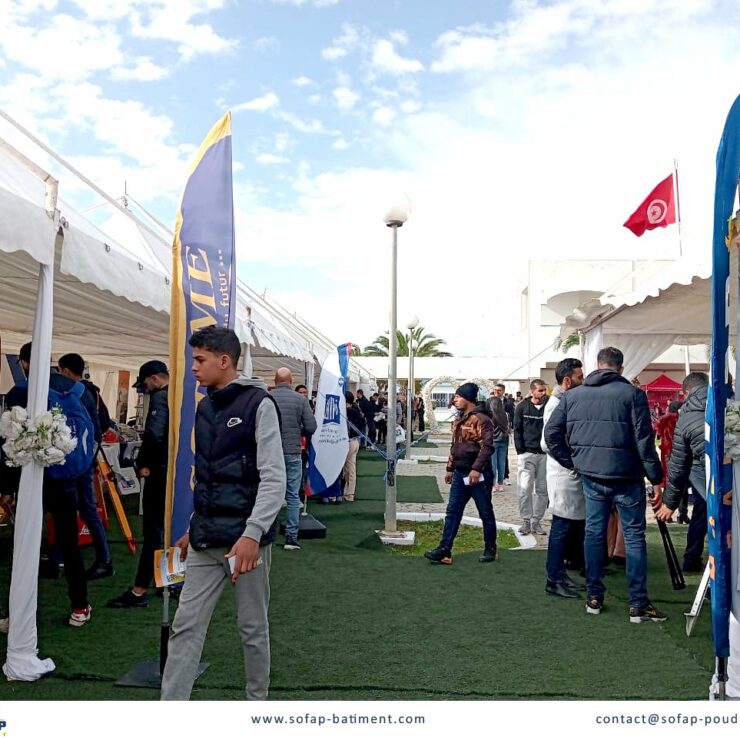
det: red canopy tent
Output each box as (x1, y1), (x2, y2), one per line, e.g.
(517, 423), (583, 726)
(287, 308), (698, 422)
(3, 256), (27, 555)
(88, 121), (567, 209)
(642, 373), (683, 414)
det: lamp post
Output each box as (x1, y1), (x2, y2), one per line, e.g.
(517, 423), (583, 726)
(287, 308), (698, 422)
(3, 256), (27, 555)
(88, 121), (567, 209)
(382, 194), (411, 535)
(405, 316), (419, 460)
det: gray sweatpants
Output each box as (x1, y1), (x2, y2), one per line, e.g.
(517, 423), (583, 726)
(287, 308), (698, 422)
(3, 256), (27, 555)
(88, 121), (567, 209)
(517, 452), (548, 524)
(160, 544), (272, 701)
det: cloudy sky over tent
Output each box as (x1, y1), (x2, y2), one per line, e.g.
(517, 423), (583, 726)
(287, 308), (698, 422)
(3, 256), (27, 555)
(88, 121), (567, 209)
(1, 0), (738, 356)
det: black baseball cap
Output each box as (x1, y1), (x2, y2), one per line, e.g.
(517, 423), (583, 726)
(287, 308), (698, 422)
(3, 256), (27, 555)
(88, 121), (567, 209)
(133, 360), (168, 389)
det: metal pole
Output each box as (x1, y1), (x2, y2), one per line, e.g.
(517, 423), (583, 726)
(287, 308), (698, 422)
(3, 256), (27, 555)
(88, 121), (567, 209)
(684, 345), (691, 378)
(385, 224), (399, 533)
(405, 338), (414, 459)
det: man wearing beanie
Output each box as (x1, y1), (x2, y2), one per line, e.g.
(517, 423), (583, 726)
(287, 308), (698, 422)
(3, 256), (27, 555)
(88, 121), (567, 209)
(424, 382), (498, 565)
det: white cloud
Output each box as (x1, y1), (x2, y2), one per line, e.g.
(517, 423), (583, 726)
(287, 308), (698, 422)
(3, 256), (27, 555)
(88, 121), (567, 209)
(400, 100), (422, 114)
(307, 94), (322, 105)
(265, 0), (339, 5)
(256, 153), (289, 165)
(276, 111), (333, 135)
(233, 92), (280, 112)
(292, 75), (313, 86)
(371, 39), (424, 75)
(389, 30), (409, 45)
(129, 1), (238, 62)
(372, 106), (396, 127)
(333, 86), (360, 110)
(321, 22), (360, 61)
(110, 56), (170, 82)
(332, 137), (349, 150)
(254, 36), (279, 51)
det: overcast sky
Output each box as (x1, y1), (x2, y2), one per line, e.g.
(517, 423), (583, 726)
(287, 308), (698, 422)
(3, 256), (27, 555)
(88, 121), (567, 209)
(1, 0), (738, 356)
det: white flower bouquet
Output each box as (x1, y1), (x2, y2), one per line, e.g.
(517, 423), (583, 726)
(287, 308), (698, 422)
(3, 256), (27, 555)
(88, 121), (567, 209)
(0, 406), (77, 468)
(725, 400), (740, 460)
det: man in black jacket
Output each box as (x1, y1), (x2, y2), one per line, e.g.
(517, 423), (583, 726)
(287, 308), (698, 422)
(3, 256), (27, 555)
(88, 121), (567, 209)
(107, 360), (169, 608)
(655, 372), (708, 572)
(545, 347), (667, 623)
(513, 379), (548, 535)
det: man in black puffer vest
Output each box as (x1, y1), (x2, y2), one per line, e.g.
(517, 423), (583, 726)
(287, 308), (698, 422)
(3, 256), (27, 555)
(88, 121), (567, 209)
(655, 372), (709, 572)
(545, 346), (667, 624)
(161, 327), (286, 701)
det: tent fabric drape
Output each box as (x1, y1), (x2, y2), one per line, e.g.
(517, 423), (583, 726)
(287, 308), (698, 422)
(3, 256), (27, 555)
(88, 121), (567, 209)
(3, 261), (56, 681)
(582, 324), (602, 374)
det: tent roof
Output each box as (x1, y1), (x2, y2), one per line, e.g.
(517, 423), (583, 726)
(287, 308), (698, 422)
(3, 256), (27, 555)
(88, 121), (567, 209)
(642, 373), (682, 391)
(561, 253), (732, 345)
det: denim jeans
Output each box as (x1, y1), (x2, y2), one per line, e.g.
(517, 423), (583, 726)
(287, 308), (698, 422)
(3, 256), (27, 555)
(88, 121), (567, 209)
(582, 476), (648, 608)
(439, 471), (497, 552)
(284, 455), (304, 539)
(491, 439), (508, 485)
(545, 514), (576, 583)
(76, 467), (111, 564)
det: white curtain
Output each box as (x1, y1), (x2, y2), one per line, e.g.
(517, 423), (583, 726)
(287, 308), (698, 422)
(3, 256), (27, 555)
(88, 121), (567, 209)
(3, 261), (56, 681)
(606, 333), (676, 381)
(582, 324), (603, 374)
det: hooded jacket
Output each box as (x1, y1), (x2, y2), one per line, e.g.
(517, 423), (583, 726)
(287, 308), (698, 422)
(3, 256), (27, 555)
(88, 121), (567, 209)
(446, 403), (495, 474)
(664, 384), (707, 508)
(544, 369), (662, 484)
(189, 377), (287, 550)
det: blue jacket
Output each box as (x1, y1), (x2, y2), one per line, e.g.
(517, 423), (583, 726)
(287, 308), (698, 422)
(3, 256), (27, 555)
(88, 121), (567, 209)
(544, 369), (662, 484)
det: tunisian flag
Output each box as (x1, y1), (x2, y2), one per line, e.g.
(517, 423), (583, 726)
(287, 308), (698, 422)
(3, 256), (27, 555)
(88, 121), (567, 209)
(623, 174), (676, 236)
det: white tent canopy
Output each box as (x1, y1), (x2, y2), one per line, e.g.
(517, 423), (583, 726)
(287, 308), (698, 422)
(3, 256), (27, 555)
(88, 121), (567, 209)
(560, 255), (728, 377)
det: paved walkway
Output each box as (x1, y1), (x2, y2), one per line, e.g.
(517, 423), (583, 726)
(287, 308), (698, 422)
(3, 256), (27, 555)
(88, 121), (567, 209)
(397, 431), (551, 549)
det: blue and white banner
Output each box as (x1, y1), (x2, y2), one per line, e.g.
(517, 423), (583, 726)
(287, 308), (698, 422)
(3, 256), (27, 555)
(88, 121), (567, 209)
(706, 94), (740, 659)
(308, 344), (350, 494)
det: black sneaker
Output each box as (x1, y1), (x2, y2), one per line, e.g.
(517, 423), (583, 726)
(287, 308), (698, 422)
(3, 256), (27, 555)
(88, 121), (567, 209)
(424, 546), (452, 565)
(562, 573), (586, 591)
(585, 596), (603, 615)
(284, 537), (301, 551)
(682, 561), (704, 574)
(546, 581), (579, 599)
(479, 548), (498, 563)
(85, 561), (115, 581)
(629, 603), (668, 623)
(106, 589), (149, 608)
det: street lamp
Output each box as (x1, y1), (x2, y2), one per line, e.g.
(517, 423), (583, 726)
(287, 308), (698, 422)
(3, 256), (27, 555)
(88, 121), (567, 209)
(405, 316), (419, 460)
(382, 194), (411, 535)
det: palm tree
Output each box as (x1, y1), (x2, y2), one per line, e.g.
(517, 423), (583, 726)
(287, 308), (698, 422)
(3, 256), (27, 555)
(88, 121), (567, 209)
(553, 331), (581, 354)
(363, 326), (453, 357)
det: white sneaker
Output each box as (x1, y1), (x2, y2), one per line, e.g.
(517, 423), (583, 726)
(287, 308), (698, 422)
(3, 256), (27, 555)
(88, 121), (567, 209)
(68, 605), (92, 628)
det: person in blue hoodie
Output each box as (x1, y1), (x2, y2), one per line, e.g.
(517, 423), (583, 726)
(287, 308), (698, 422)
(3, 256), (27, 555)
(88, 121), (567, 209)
(545, 346), (667, 624)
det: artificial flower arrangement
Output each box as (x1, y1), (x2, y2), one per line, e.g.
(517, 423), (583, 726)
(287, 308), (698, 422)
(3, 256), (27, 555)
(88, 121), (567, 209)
(0, 406), (77, 468)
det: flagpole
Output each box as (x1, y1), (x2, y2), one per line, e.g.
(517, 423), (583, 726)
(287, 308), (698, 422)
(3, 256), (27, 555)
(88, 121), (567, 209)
(673, 158), (683, 258)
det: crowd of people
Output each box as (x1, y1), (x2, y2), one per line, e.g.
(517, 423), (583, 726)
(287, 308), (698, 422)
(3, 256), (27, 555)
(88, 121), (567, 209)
(0, 334), (709, 697)
(424, 347), (708, 624)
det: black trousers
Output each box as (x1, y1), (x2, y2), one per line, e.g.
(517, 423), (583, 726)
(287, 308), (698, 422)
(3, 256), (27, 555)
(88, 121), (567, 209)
(45, 479), (88, 609)
(134, 467), (166, 589)
(684, 492), (707, 567)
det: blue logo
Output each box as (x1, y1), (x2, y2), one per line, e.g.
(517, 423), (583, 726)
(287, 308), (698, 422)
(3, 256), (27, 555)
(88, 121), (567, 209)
(323, 394), (341, 425)
(0, 720), (7, 736)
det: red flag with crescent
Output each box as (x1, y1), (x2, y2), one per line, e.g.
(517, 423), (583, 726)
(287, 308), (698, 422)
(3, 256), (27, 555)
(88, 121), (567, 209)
(623, 174), (676, 237)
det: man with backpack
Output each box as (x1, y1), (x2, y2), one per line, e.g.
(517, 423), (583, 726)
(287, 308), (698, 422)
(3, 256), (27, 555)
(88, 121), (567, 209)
(57, 353), (114, 580)
(0, 342), (100, 627)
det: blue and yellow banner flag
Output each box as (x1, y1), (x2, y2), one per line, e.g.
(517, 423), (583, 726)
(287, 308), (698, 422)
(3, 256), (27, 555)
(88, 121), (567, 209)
(165, 113), (236, 546)
(707, 94), (740, 659)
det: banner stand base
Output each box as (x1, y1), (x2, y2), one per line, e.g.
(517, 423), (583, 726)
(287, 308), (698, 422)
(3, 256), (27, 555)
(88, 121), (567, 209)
(279, 513), (327, 540)
(115, 660), (209, 690)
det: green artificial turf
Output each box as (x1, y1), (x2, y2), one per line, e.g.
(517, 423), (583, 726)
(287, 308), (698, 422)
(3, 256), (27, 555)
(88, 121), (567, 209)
(388, 520), (519, 556)
(0, 458), (718, 701)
